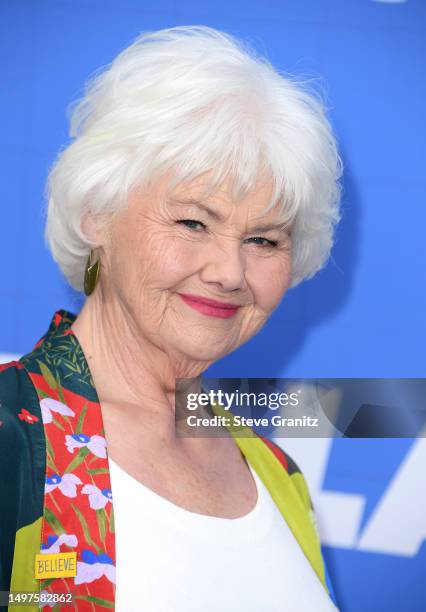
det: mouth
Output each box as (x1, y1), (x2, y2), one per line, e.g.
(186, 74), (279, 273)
(177, 293), (241, 319)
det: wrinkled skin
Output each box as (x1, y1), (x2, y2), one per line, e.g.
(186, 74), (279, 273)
(73, 170), (292, 413)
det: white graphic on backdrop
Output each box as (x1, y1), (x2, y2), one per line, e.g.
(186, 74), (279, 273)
(277, 437), (426, 557)
(357, 437), (426, 556)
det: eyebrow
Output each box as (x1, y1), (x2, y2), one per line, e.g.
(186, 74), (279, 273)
(170, 198), (291, 233)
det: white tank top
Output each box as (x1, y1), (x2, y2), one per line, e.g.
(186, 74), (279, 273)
(108, 456), (338, 611)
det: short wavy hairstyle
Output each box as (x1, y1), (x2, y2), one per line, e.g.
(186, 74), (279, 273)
(45, 25), (342, 292)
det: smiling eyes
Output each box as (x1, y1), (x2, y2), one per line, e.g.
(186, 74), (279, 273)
(176, 219), (279, 248)
(177, 219), (204, 231)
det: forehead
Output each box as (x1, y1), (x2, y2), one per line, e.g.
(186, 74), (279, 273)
(165, 171), (281, 222)
(171, 171), (274, 201)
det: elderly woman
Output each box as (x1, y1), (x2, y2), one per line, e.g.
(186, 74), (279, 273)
(0, 26), (341, 611)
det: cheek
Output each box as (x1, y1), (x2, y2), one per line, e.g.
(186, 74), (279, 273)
(138, 231), (201, 287)
(249, 257), (292, 310)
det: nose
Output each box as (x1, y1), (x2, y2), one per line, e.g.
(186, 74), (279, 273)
(199, 242), (247, 292)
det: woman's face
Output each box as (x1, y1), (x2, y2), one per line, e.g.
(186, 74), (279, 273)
(100, 172), (292, 364)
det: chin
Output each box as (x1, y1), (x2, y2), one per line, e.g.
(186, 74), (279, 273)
(172, 336), (231, 362)
(185, 345), (228, 362)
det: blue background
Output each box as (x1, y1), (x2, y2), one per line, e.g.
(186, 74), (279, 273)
(1, 1), (425, 610)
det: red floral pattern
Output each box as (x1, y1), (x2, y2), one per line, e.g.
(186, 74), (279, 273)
(18, 408), (39, 424)
(21, 311), (116, 610)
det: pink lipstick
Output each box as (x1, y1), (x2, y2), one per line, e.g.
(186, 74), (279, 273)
(177, 293), (241, 319)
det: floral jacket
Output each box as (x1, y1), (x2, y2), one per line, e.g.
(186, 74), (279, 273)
(0, 309), (337, 611)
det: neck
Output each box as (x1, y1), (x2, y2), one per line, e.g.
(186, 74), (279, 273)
(71, 289), (205, 424)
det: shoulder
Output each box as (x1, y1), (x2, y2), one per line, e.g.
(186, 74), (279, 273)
(0, 359), (40, 424)
(0, 358), (44, 469)
(0, 361), (35, 441)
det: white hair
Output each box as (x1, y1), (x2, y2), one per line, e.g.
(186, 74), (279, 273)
(45, 25), (342, 292)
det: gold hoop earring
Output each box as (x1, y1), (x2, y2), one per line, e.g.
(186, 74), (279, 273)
(84, 249), (100, 296)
